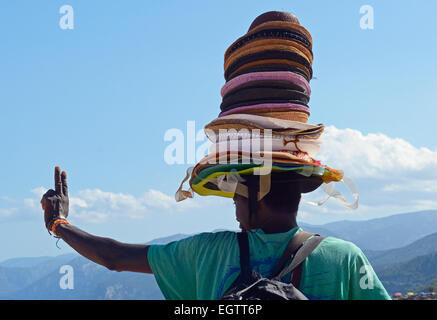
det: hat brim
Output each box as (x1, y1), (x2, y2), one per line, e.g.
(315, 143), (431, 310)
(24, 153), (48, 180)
(190, 162), (331, 198)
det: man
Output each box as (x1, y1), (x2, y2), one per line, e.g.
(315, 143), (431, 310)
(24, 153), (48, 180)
(41, 166), (390, 300)
(42, 11), (391, 300)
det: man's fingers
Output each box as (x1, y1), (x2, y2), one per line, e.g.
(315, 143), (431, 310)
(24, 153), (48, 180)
(40, 189), (56, 210)
(55, 166), (62, 193)
(42, 189), (56, 198)
(61, 171), (68, 197)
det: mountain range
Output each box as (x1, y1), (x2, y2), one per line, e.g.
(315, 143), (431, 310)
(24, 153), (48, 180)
(1, 210), (436, 299)
(302, 210), (437, 250)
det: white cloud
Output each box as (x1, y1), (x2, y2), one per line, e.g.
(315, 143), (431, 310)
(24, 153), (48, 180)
(30, 187), (47, 198)
(0, 208), (17, 217)
(319, 126), (437, 179)
(409, 199), (437, 211)
(142, 189), (174, 209)
(296, 126), (437, 223)
(79, 188), (201, 218)
(70, 197), (88, 208)
(0, 186), (213, 224)
(69, 188), (204, 222)
(76, 189), (144, 215)
(73, 209), (111, 224)
(382, 180), (437, 193)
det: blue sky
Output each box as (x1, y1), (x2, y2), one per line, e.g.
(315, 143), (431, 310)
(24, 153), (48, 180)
(0, 0), (436, 261)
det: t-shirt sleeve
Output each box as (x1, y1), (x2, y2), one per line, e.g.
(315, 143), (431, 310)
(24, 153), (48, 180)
(147, 235), (200, 300)
(348, 248), (391, 300)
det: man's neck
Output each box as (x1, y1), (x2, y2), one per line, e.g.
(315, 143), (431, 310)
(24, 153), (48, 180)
(260, 222), (298, 234)
(258, 208), (299, 234)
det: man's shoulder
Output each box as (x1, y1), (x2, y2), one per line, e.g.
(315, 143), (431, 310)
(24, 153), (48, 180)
(312, 236), (365, 262)
(153, 230), (236, 244)
(148, 230), (237, 262)
(176, 231), (238, 260)
(165, 230), (237, 250)
(318, 236), (362, 250)
(192, 230), (237, 241)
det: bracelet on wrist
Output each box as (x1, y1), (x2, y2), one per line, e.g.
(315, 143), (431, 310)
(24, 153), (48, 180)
(50, 219), (70, 237)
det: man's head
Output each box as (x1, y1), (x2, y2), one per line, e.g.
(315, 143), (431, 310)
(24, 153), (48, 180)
(233, 179), (301, 232)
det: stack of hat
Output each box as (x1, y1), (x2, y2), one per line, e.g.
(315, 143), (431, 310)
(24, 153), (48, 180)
(176, 12), (346, 203)
(220, 12), (313, 123)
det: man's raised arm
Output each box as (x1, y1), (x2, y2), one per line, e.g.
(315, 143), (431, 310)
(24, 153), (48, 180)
(41, 166), (153, 274)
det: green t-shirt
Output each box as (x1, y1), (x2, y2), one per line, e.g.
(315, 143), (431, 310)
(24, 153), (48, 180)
(148, 227), (391, 300)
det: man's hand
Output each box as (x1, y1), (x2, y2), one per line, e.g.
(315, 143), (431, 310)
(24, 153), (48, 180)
(41, 166), (69, 230)
(39, 166), (152, 273)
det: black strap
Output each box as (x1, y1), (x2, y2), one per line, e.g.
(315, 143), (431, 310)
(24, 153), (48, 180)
(247, 176), (259, 226)
(237, 232), (251, 277)
(291, 261), (304, 288)
(273, 235), (324, 281)
(237, 230), (324, 287)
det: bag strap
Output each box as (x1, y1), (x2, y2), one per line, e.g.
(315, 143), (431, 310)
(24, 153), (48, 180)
(237, 230), (324, 287)
(274, 235), (324, 281)
(236, 230), (310, 278)
(290, 260), (304, 288)
(237, 232), (251, 278)
(270, 230), (314, 279)
(247, 176), (259, 226)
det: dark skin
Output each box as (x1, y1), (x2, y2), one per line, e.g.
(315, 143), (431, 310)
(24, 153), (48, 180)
(41, 167), (299, 274)
(234, 193), (298, 233)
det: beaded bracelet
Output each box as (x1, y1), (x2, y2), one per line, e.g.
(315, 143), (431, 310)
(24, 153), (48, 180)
(50, 219), (70, 237)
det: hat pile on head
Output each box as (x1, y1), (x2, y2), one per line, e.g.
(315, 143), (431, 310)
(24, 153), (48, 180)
(220, 11), (313, 123)
(176, 11), (350, 204)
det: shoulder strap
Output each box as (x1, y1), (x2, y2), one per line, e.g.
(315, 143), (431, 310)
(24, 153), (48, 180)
(290, 261), (304, 288)
(237, 232), (251, 277)
(247, 176), (259, 226)
(270, 230), (314, 278)
(274, 235), (324, 281)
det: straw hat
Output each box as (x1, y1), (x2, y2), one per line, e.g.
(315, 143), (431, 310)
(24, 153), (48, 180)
(176, 11), (357, 210)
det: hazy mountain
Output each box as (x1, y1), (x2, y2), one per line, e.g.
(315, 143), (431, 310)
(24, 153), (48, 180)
(0, 231), (225, 299)
(146, 233), (192, 245)
(0, 253), (76, 296)
(359, 231), (437, 294)
(298, 223), (339, 238)
(365, 232), (437, 268)
(315, 210), (437, 250)
(4, 255), (163, 300)
(0, 234), (198, 300)
(377, 252), (437, 294)
(0, 254), (75, 268)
